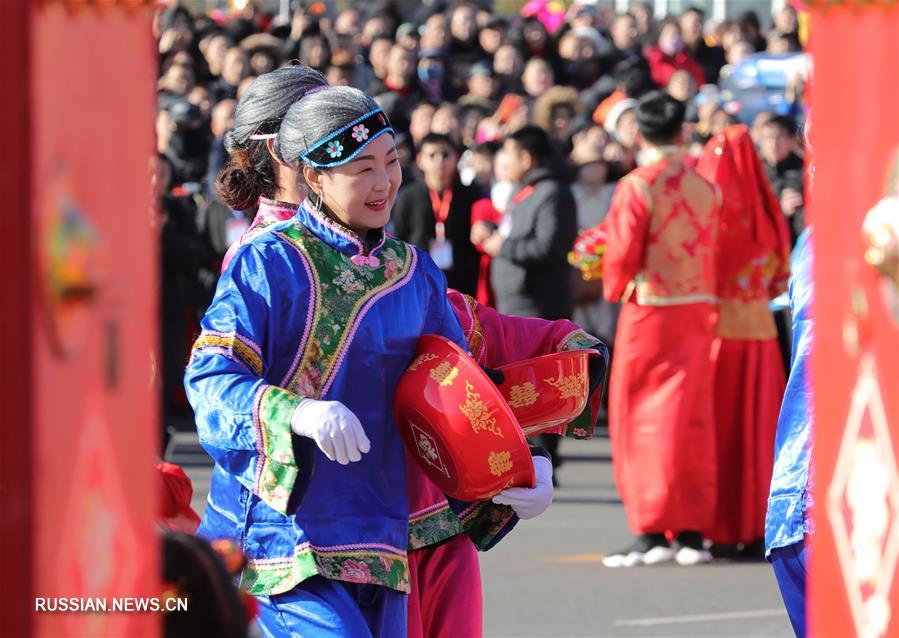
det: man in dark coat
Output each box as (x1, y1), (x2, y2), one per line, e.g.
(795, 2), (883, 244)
(481, 125), (578, 320)
(480, 124), (579, 476)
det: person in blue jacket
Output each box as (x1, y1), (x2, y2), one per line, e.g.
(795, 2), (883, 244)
(184, 83), (469, 637)
(765, 227), (814, 638)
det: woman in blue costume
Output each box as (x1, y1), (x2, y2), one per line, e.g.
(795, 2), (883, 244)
(765, 227), (814, 638)
(184, 81), (469, 637)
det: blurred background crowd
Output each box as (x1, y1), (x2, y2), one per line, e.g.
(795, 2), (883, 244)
(154, 0), (809, 447)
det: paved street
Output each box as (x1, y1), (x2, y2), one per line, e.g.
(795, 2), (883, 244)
(170, 427), (792, 638)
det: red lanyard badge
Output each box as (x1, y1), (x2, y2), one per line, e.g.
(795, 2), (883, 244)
(512, 185), (535, 206)
(428, 188), (453, 240)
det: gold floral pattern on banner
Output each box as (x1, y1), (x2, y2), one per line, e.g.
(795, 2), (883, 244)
(488, 451), (513, 477)
(507, 381), (540, 408)
(408, 352), (437, 371)
(545, 373), (587, 400)
(460, 381), (504, 437)
(430, 362), (459, 387)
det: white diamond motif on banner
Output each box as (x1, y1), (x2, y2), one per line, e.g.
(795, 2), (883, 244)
(828, 354), (899, 638)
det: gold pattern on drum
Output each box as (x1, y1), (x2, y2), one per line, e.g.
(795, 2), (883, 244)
(460, 381), (504, 438)
(506, 382), (540, 408)
(408, 352), (438, 371)
(488, 451), (513, 477)
(430, 361), (460, 387)
(545, 373), (587, 400)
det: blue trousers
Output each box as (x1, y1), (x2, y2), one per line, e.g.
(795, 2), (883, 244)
(255, 576), (407, 638)
(770, 541), (808, 638)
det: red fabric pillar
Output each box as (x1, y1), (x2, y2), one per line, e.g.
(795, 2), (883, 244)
(2, 2), (160, 635)
(0, 0), (33, 634)
(809, 4), (899, 637)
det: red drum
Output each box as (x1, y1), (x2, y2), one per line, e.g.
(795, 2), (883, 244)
(394, 335), (535, 501)
(497, 350), (599, 436)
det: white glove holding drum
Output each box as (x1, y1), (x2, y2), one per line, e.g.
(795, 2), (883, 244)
(290, 399), (371, 465)
(491, 455), (554, 519)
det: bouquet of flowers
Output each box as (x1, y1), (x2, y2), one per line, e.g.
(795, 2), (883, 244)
(568, 226), (607, 281)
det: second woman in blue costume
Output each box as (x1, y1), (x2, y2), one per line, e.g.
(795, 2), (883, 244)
(184, 84), (468, 637)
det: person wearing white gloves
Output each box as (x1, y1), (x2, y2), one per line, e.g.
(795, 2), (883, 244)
(404, 298), (608, 638)
(192, 65), (607, 638)
(492, 452), (555, 519)
(290, 399), (371, 465)
(289, 391), (555, 517)
(185, 78), (473, 638)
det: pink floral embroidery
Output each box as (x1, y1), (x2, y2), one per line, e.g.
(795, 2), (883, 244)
(572, 427), (588, 437)
(382, 249), (402, 279)
(339, 560), (372, 583)
(334, 268), (364, 293)
(264, 485), (289, 513)
(295, 365), (323, 396)
(379, 556), (393, 573)
(272, 450), (293, 465)
(351, 124), (370, 142)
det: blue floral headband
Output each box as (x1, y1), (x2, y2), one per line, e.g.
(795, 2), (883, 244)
(300, 109), (395, 168)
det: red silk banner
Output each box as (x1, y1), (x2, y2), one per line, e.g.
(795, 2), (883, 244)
(809, 5), (899, 638)
(28, 3), (159, 636)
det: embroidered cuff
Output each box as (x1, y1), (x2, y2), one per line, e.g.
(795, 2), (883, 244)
(558, 396), (599, 439)
(557, 331), (605, 439)
(408, 502), (465, 550)
(254, 386), (303, 514)
(241, 542), (411, 596)
(557, 328), (601, 352)
(460, 501), (518, 551)
(191, 330), (264, 375)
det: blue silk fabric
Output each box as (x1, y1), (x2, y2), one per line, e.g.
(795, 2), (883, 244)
(765, 228), (815, 556)
(770, 542), (808, 637)
(255, 576), (406, 638)
(184, 201), (468, 599)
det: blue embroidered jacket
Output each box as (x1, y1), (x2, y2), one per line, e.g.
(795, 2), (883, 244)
(765, 228), (815, 555)
(185, 202), (468, 596)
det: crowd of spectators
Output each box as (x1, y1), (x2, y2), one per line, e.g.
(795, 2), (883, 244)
(154, 0), (808, 423)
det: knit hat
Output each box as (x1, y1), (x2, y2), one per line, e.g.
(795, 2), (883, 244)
(604, 98), (636, 135)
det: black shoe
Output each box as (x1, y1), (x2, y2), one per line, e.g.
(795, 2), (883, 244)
(709, 543), (740, 560)
(737, 540), (765, 561)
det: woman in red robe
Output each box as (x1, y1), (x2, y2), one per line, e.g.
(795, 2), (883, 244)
(598, 92), (720, 568)
(697, 125), (791, 556)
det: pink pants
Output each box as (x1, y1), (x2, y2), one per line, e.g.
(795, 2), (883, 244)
(407, 534), (483, 638)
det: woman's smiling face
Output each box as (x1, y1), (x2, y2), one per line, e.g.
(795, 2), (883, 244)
(304, 134), (402, 235)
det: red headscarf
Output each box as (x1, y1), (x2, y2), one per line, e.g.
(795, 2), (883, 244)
(697, 124), (792, 295)
(157, 461), (201, 534)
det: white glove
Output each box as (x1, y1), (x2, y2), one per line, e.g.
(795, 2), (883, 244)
(290, 399), (371, 465)
(491, 455), (554, 519)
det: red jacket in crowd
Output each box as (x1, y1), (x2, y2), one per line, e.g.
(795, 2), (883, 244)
(644, 46), (705, 88)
